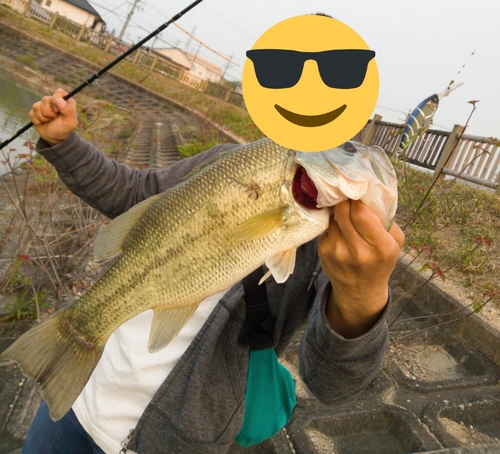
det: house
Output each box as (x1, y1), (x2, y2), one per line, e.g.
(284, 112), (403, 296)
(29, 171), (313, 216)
(186, 51), (223, 83)
(147, 48), (223, 84)
(153, 48), (193, 72)
(40, 0), (105, 31)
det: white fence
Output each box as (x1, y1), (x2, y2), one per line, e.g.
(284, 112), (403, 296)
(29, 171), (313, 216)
(359, 117), (500, 192)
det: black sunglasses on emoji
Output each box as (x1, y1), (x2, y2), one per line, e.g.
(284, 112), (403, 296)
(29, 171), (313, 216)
(246, 49), (375, 89)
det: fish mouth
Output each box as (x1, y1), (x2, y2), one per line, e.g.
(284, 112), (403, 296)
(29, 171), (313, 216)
(274, 104), (347, 127)
(292, 166), (320, 210)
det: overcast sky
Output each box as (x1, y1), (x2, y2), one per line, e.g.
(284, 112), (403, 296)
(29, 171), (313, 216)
(89, 0), (500, 139)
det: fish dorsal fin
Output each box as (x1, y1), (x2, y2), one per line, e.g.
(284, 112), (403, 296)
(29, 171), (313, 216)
(94, 193), (164, 261)
(230, 207), (288, 242)
(181, 151), (229, 181)
(261, 247), (297, 284)
(148, 305), (198, 352)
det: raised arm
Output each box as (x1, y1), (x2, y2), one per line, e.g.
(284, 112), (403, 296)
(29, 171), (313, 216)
(30, 89), (237, 218)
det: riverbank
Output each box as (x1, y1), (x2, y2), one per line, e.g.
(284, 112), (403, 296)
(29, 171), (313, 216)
(0, 5), (260, 144)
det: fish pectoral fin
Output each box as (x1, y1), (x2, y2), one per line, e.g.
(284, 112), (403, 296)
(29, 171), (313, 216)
(264, 247), (297, 284)
(93, 193), (164, 261)
(230, 207), (288, 242)
(148, 305), (198, 353)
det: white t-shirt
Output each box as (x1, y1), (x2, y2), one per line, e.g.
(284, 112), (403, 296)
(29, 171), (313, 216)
(72, 289), (229, 454)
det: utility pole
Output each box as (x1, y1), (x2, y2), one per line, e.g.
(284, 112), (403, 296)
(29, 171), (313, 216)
(192, 41), (202, 62)
(148, 34), (161, 55)
(221, 54), (233, 80)
(183, 26), (197, 52)
(118, 0), (141, 41)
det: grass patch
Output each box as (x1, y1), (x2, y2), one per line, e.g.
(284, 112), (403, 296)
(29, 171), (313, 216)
(395, 163), (499, 299)
(16, 52), (37, 68)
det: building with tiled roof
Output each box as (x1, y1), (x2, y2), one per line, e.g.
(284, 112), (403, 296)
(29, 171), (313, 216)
(40, 0), (105, 31)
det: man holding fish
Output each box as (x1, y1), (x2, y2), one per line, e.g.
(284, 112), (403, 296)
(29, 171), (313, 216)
(7, 88), (404, 453)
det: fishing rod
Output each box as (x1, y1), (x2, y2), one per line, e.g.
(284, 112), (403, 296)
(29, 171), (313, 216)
(0, 0), (205, 151)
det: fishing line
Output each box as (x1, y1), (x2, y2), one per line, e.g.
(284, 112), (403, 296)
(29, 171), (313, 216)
(0, 0), (206, 151)
(446, 24), (492, 90)
(445, 48), (475, 90)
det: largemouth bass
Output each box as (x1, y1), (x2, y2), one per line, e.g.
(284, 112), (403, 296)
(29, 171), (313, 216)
(1, 138), (397, 421)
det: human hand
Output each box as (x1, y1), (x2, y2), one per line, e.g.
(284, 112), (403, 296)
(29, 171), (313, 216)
(318, 199), (405, 339)
(29, 88), (78, 146)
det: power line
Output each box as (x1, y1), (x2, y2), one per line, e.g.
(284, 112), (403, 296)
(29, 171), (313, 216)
(89, 1), (127, 26)
(199, 3), (256, 42)
(139, 1), (244, 65)
(172, 21), (238, 67)
(98, 0), (240, 75)
(90, 0), (128, 17)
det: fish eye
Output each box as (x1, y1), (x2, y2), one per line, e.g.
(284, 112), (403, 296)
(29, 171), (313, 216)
(343, 141), (357, 153)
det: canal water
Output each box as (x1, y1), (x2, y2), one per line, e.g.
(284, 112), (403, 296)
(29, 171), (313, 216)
(0, 67), (42, 175)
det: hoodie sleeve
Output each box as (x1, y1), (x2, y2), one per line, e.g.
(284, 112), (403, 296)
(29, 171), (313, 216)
(299, 274), (389, 405)
(36, 132), (238, 219)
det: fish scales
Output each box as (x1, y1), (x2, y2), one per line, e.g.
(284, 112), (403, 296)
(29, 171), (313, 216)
(1, 138), (398, 421)
(68, 141), (290, 337)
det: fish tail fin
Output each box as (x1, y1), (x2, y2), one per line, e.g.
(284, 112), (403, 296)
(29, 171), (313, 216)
(0, 310), (104, 421)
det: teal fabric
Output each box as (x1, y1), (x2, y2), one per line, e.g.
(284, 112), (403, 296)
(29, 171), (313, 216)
(235, 349), (296, 447)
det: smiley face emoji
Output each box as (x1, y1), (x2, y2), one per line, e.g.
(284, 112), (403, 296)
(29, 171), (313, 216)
(242, 14), (379, 152)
